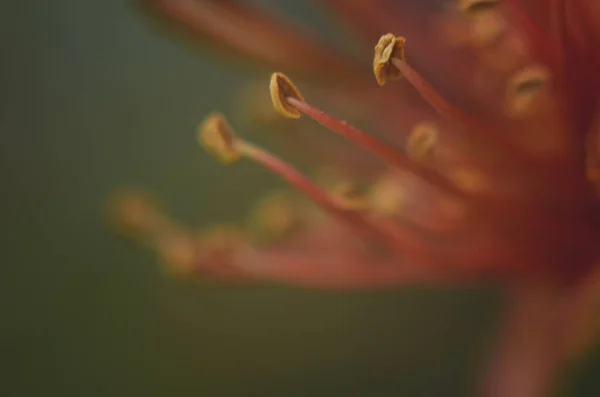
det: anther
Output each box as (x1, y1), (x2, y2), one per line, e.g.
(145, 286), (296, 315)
(108, 188), (163, 236)
(331, 181), (370, 211)
(407, 122), (439, 162)
(157, 232), (197, 277)
(450, 168), (489, 193)
(506, 66), (550, 115)
(270, 72), (305, 119)
(458, 0), (499, 17)
(469, 11), (506, 47)
(199, 113), (242, 164)
(199, 225), (245, 258)
(247, 191), (303, 243)
(373, 34), (406, 86)
(369, 175), (405, 216)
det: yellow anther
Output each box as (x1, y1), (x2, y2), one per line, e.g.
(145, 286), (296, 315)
(407, 122), (439, 162)
(373, 34), (406, 86)
(458, 0), (499, 17)
(200, 225), (245, 257)
(506, 66), (550, 116)
(368, 175), (405, 216)
(108, 188), (162, 236)
(450, 168), (488, 193)
(198, 113), (242, 164)
(469, 11), (506, 46)
(247, 191), (302, 242)
(157, 233), (197, 277)
(270, 72), (305, 119)
(331, 181), (370, 211)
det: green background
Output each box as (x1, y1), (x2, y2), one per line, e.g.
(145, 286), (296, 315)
(2, 1), (598, 396)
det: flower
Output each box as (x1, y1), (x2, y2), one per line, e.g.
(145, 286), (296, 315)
(111, 1), (600, 396)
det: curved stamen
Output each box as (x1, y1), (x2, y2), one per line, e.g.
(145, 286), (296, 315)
(390, 55), (535, 163)
(269, 73), (464, 197)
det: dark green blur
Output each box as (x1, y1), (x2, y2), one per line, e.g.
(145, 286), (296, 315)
(1, 1), (598, 396)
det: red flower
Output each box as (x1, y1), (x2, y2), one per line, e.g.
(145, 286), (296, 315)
(111, 1), (600, 396)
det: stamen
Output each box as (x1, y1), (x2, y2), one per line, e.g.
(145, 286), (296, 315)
(198, 113), (242, 164)
(198, 113), (404, 248)
(270, 72), (463, 196)
(388, 53), (472, 123)
(381, 37), (535, 164)
(373, 34), (406, 86)
(407, 122), (439, 162)
(270, 73), (305, 119)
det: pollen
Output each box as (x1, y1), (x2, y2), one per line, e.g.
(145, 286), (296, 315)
(198, 113), (242, 164)
(373, 34), (406, 86)
(269, 72), (305, 119)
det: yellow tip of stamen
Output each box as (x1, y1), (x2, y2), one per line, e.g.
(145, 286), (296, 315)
(200, 225), (245, 257)
(247, 191), (302, 243)
(373, 34), (406, 86)
(331, 181), (370, 211)
(450, 168), (489, 193)
(157, 233), (197, 277)
(108, 188), (162, 236)
(459, 1), (504, 47)
(407, 122), (439, 162)
(269, 72), (305, 119)
(368, 175), (405, 216)
(506, 66), (550, 116)
(458, 0), (499, 17)
(198, 113), (242, 164)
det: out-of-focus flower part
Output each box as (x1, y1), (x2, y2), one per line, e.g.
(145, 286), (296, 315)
(113, 1), (600, 396)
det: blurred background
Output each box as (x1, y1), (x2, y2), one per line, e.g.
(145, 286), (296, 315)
(1, 1), (599, 396)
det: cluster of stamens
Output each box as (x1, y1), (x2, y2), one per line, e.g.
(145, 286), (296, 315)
(112, 0), (600, 286)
